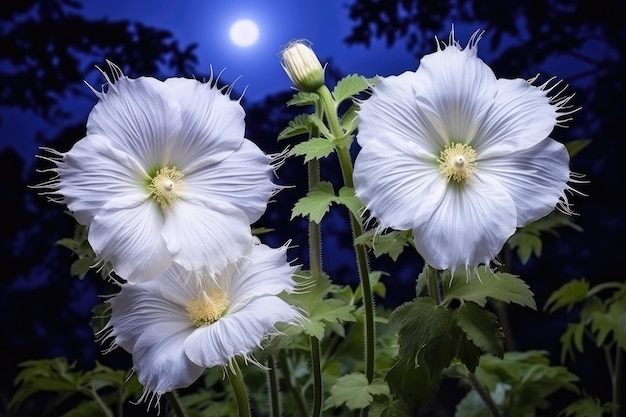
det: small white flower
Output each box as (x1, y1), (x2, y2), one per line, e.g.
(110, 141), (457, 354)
(353, 29), (579, 272)
(101, 243), (303, 401)
(40, 62), (277, 283)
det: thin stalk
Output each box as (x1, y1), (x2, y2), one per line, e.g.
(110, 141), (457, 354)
(307, 114), (323, 417)
(227, 361), (251, 417)
(267, 356), (281, 417)
(467, 372), (501, 417)
(315, 85), (375, 384)
(83, 388), (114, 417)
(604, 344), (623, 417)
(165, 391), (188, 417)
(278, 351), (308, 417)
(310, 337), (323, 417)
(425, 265), (442, 304)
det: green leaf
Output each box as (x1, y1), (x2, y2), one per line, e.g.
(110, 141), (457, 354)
(589, 299), (626, 349)
(354, 229), (413, 261)
(288, 137), (335, 162)
(559, 322), (585, 362)
(287, 91), (319, 107)
(544, 279), (590, 313)
(443, 268), (536, 310)
(305, 298), (356, 339)
(456, 302), (505, 358)
(337, 186), (364, 223)
(291, 181), (336, 223)
(332, 74), (371, 103)
(507, 232), (541, 264)
(277, 114), (311, 140)
(391, 298), (458, 373)
(386, 357), (440, 412)
(559, 396), (616, 417)
(340, 103), (359, 134)
(324, 373), (389, 410)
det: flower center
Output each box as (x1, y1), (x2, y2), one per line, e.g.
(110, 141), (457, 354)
(185, 289), (229, 327)
(438, 142), (477, 183)
(148, 166), (185, 208)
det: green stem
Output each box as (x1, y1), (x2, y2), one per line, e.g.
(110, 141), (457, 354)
(605, 344), (623, 417)
(316, 85), (375, 384)
(268, 356), (281, 417)
(83, 388), (114, 417)
(426, 265), (442, 304)
(278, 351), (309, 417)
(165, 391), (188, 417)
(310, 336), (323, 417)
(227, 361), (251, 417)
(467, 372), (501, 417)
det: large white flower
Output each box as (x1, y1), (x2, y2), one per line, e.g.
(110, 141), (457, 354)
(41, 63), (277, 283)
(101, 242), (303, 400)
(353, 30), (578, 272)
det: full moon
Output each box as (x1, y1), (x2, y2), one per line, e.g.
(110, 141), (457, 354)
(229, 19), (259, 47)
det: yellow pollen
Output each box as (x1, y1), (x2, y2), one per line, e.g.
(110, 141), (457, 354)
(438, 142), (477, 183)
(185, 290), (229, 327)
(147, 166), (184, 208)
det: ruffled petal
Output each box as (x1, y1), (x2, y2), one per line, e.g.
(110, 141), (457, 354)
(106, 279), (203, 394)
(58, 134), (147, 225)
(89, 197), (171, 283)
(184, 139), (275, 224)
(354, 138), (444, 231)
(410, 43), (499, 147)
(357, 71), (444, 151)
(87, 75), (182, 169)
(479, 138), (571, 226)
(474, 78), (559, 156)
(162, 196), (255, 276)
(163, 77), (245, 170)
(222, 244), (297, 310)
(413, 177), (517, 271)
(184, 296), (301, 368)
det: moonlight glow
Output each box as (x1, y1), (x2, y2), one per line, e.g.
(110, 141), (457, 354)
(229, 19), (259, 47)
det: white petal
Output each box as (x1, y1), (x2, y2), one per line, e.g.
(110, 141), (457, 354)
(353, 138), (443, 231)
(223, 244), (297, 309)
(89, 197), (171, 283)
(162, 197), (255, 276)
(87, 76), (182, 169)
(184, 296), (301, 368)
(163, 78), (245, 169)
(58, 134), (147, 225)
(413, 177), (517, 271)
(474, 78), (559, 156)
(357, 71), (443, 151)
(411, 44), (499, 146)
(479, 138), (571, 226)
(107, 280), (203, 394)
(184, 139), (275, 224)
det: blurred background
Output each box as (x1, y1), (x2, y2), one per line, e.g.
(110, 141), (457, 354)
(1, 0), (623, 415)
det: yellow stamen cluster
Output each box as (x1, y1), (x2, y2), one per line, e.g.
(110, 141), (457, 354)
(185, 290), (229, 327)
(147, 166), (185, 208)
(438, 142), (477, 183)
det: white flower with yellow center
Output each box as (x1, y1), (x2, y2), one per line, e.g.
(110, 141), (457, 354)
(101, 243), (303, 400)
(353, 29), (579, 272)
(41, 63), (277, 283)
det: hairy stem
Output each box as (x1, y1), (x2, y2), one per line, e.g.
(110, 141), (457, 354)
(227, 361), (251, 417)
(467, 371), (501, 417)
(267, 356), (281, 417)
(165, 391), (188, 417)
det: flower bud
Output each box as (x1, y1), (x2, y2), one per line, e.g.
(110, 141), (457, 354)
(280, 40), (325, 92)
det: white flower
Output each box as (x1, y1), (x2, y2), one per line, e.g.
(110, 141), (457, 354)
(353, 29), (578, 272)
(40, 62), (277, 283)
(101, 243), (303, 401)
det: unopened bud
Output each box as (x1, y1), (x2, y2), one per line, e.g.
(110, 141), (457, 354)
(280, 40), (325, 92)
